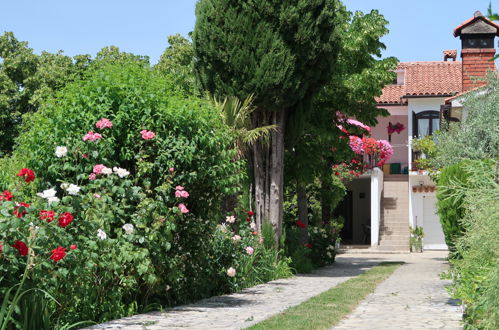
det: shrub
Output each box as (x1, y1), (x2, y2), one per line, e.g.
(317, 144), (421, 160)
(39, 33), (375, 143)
(446, 160), (498, 329)
(436, 161), (471, 254)
(1, 61), (246, 326)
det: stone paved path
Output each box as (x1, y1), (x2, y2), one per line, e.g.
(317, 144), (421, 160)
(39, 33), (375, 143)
(89, 251), (462, 330)
(332, 251), (462, 330)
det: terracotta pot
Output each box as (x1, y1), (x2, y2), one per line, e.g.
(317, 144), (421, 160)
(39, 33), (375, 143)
(412, 186), (417, 193)
(424, 186), (430, 193)
(429, 186), (436, 192)
(417, 186), (424, 193)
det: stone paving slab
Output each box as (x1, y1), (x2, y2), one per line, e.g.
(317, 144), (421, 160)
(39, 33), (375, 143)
(88, 256), (379, 329)
(332, 251), (462, 330)
(88, 251), (462, 330)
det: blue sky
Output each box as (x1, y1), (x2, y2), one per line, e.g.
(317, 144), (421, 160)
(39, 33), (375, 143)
(1, 1), (496, 64)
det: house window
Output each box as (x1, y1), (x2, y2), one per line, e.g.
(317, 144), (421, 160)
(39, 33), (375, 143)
(413, 111), (440, 138)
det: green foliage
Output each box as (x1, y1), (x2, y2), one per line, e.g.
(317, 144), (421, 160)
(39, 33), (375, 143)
(210, 94), (277, 159)
(446, 160), (498, 329)
(436, 161), (472, 254)
(194, 0), (343, 110)
(411, 135), (437, 170)
(409, 226), (424, 253)
(154, 34), (196, 95)
(0, 32), (90, 154)
(433, 74), (499, 169)
(308, 225), (341, 267)
(1, 61), (247, 325)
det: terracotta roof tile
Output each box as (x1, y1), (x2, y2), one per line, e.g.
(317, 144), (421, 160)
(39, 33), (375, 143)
(375, 85), (406, 104)
(404, 61), (462, 96)
(376, 62), (462, 105)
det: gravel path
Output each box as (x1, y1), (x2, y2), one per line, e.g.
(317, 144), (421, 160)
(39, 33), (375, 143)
(332, 251), (462, 330)
(89, 251), (462, 330)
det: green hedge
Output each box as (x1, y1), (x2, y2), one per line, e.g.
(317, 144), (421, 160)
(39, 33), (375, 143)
(436, 160), (471, 254)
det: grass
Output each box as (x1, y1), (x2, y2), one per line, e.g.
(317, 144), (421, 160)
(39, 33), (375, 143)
(248, 262), (403, 330)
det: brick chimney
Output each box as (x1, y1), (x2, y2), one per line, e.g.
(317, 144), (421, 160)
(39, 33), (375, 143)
(454, 11), (499, 91)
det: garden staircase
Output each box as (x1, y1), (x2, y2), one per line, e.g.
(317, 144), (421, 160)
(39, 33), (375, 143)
(378, 175), (410, 252)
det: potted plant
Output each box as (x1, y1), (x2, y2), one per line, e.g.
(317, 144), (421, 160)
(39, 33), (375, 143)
(410, 226), (424, 253)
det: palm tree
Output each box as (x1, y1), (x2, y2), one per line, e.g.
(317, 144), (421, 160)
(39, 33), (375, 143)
(210, 94), (277, 160)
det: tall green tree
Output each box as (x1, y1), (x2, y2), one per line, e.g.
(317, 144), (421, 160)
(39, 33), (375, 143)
(154, 34), (196, 95)
(0, 32), (90, 154)
(286, 9), (397, 238)
(193, 0), (344, 242)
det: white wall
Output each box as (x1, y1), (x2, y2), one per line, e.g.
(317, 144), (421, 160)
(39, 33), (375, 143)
(407, 97), (446, 170)
(371, 115), (409, 169)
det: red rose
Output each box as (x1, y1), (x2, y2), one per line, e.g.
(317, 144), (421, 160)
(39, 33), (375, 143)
(70, 244), (77, 250)
(58, 212), (74, 228)
(16, 168), (36, 183)
(50, 246), (66, 262)
(40, 210), (55, 222)
(0, 242), (2, 253)
(247, 210), (254, 217)
(0, 190), (13, 201)
(304, 243), (313, 249)
(12, 240), (28, 256)
(13, 202), (30, 218)
(246, 217), (251, 222)
(296, 220), (306, 228)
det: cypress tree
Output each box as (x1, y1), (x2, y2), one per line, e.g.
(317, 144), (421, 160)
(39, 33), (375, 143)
(193, 0), (344, 242)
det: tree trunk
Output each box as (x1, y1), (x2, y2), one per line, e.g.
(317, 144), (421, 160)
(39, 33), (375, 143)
(251, 109), (286, 246)
(269, 110), (286, 246)
(253, 139), (265, 230)
(297, 180), (309, 244)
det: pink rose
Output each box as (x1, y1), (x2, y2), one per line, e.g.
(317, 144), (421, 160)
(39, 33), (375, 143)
(175, 190), (189, 198)
(88, 173), (97, 181)
(140, 130), (155, 140)
(169, 167), (175, 173)
(95, 118), (113, 129)
(175, 185), (184, 191)
(178, 203), (189, 214)
(93, 193), (101, 199)
(245, 246), (254, 255)
(232, 235), (241, 241)
(83, 131), (102, 142)
(93, 164), (106, 174)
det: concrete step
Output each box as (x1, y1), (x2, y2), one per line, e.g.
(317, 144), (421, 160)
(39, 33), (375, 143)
(379, 235), (410, 241)
(376, 245), (410, 252)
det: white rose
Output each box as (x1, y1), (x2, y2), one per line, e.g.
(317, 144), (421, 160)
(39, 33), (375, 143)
(232, 235), (242, 241)
(55, 146), (68, 158)
(60, 183), (70, 190)
(67, 184), (81, 195)
(47, 196), (60, 205)
(37, 188), (57, 199)
(226, 267), (236, 277)
(101, 167), (113, 175)
(113, 167), (130, 178)
(97, 229), (107, 240)
(122, 223), (134, 234)
(225, 215), (236, 224)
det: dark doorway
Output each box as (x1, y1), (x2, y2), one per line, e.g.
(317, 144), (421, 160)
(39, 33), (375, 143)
(335, 191), (353, 243)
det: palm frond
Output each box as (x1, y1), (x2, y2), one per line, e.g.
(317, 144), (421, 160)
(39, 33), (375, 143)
(243, 124), (278, 146)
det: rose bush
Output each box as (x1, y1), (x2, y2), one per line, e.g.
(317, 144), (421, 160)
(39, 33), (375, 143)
(1, 61), (246, 326)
